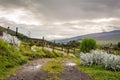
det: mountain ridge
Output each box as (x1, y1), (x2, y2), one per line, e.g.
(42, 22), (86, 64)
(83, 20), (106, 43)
(55, 30), (120, 43)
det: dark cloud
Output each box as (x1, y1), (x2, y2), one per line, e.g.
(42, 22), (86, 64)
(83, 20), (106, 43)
(0, 0), (25, 9)
(28, 0), (120, 21)
(0, 0), (120, 21)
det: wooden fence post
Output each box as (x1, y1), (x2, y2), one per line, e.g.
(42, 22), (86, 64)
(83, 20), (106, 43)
(16, 27), (18, 36)
(53, 40), (55, 51)
(42, 36), (44, 50)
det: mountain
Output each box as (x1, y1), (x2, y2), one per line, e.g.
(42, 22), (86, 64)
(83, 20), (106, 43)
(55, 30), (120, 44)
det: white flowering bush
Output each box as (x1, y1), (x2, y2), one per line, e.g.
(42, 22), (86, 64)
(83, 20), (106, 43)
(1, 32), (21, 46)
(80, 50), (120, 71)
(103, 53), (120, 71)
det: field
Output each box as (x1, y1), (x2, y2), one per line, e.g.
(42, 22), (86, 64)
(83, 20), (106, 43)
(0, 36), (120, 80)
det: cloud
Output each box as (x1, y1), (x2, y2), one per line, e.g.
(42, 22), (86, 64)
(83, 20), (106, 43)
(1, 0), (120, 21)
(0, 0), (120, 40)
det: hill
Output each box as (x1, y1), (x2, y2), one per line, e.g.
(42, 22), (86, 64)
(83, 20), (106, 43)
(0, 26), (55, 46)
(55, 30), (120, 44)
(0, 26), (28, 40)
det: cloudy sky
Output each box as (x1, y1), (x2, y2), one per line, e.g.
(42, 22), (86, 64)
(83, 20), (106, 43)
(0, 0), (120, 40)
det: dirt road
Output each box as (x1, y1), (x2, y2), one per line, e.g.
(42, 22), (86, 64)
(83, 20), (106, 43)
(7, 58), (92, 80)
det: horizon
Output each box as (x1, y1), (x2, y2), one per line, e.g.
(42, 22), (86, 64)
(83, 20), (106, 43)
(0, 0), (120, 40)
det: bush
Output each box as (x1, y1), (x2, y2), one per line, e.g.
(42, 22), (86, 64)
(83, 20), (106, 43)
(80, 50), (120, 71)
(80, 38), (97, 53)
(2, 32), (21, 46)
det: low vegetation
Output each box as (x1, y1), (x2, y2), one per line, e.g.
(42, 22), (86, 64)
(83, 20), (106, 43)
(0, 39), (64, 79)
(41, 58), (64, 74)
(80, 50), (120, 71)
(20, 42), (63, 60)
(45, 76), (60, 80)
(0, 34), (120, 80)
(0, 39), (27, 78)
(74, 58), (120, 80)
(79, 65), (120, 80)
(75, 37), (120, 80)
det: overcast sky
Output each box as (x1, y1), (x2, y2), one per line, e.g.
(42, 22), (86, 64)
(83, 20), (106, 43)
(0, 0), (120, 40)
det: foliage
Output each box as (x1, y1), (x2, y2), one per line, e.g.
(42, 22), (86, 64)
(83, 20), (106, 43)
(118, 42), (120, 48)
(41, 58), (64, 74)
(0, 39), (27, 78)
(80, 65), (120, 80)
(80, 50), (120, 71)
(80, 38), (97, 53)
(0, 26), (28, 41)
(67, 40), (80, 49)
(73, 58), (120, 80)
(45, 76), (60, 80)
(19, 43), (63, 59)
(2, 32), (21, 46)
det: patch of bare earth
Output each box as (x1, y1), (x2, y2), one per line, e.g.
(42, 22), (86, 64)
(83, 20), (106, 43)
(6, 58), (51, 80)
(58, 60), (92, 80)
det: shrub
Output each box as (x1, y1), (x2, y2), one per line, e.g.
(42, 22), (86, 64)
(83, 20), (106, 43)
(2, 32), (21, 46)
(80, 38), (97, 53)
(80, 50), (120, 71)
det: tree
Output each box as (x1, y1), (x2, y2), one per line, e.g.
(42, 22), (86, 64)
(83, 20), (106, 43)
(80, 38), (97, 53)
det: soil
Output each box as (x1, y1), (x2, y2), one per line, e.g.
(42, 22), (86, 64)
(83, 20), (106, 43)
(6, 58), (92, 80)
(59, 60), (92, 80)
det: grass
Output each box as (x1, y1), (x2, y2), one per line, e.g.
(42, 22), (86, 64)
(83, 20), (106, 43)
(110, 49), (120, 55)
(45, 76), (60, 80)
(41, 58), (65, 74)
(20, 43), (64, 59)
(79, 65), (120, 80)
(0, 40), (64, 79)
(74, 58), (120, 80)
(0, 39), (28, 78)
(0, 66), (20, 79)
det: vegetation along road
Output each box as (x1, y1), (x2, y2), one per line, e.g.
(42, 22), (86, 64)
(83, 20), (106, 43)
(6, 58), (92, 80)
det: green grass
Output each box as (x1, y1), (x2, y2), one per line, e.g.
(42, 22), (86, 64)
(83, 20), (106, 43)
(74, 58), (120, 80)
(0, 40), (64, 79)
(41, 58), (65, 74)
(45, 76), (60, 80)
(0, 39), (28, 78)
(19, 43), (64, 59)
(79, 65), (120, 80)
